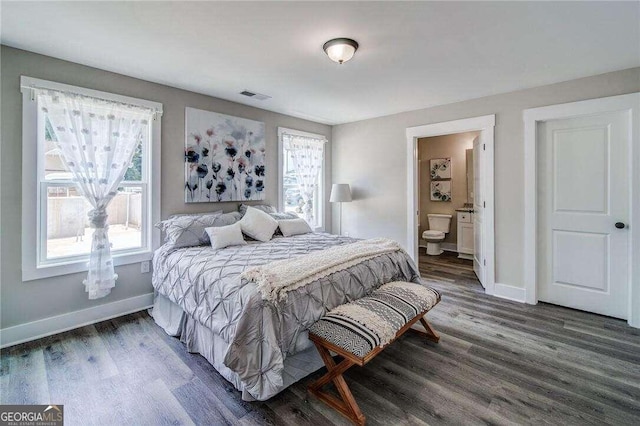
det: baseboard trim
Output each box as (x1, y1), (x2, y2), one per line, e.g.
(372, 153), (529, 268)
(493, 283), (526, 303)
(418, 242), (458, 253)
(441, 242), (457, 253)
(0, 292), (154, 349)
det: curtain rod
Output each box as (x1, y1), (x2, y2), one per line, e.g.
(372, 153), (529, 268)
(25, 85), (160, 114)
(20, 76), (163, 114)
(281, 132), (327, 143)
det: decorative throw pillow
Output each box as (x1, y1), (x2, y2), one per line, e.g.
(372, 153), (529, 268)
(238, 206), (279, 242)
(270, 211), (299, 220)
(157, 210), (223, 241)
(277, 218), (313, 237)
(171, 211), (242, 226)
(156, 212), (222, 248)
(238, 203), (277, 217)
(212, 211), (243, 227)
(157, 210), (242, 239)
(168, 210), (223, 219)
(205, 223), (247, 250)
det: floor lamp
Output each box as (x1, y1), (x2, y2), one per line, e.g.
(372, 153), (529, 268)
(330, 184), (352, 235)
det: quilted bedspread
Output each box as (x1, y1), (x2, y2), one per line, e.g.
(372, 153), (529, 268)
(152, 232), (421, 400)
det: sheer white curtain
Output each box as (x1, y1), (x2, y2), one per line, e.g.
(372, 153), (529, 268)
(38, 89), (154, 299)
(283, 134), (325, 224)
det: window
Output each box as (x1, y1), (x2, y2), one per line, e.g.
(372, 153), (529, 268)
(278, 127), (327, 230)
(21, 77), (162, 280)
(41, 117), (144, 261)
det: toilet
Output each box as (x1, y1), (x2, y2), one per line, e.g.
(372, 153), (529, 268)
(422, 214), (453, 256)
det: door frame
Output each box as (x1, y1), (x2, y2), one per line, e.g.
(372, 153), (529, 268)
(523, 93), (640, 328)
(406, 114), (496, 296)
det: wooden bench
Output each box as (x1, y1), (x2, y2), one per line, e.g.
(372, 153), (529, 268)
(307, 281), (441, 425)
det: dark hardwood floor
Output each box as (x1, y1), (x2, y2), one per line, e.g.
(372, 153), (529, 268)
(2, 252), (640, 425)
(419, 250), (480, 284)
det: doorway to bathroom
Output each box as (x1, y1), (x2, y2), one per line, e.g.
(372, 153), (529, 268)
(417, 132), (478, 254)
(406, 115), (495, 296)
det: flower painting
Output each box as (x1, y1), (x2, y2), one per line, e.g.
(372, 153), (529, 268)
(185, 108), (266, 202)
(430, 181), (451, 202)
(430, 158), (451, 180)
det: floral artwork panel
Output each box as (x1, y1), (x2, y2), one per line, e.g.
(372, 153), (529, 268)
(185, 107), (266, 202)
(430, 157), (451, 180)
(430, 181), (451, 202)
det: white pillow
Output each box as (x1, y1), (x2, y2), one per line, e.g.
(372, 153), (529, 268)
(278, 218), (313, 237)
(238, 206), (279, 242)
(205, 223), (247, 250)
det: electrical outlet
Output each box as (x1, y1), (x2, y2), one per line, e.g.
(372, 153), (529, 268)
(141, 261), (150, 274)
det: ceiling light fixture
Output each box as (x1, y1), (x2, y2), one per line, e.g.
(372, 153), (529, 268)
(323, 38), (359, 64)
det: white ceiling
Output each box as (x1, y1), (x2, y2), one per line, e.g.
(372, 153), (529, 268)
(2, 1), (638, 125)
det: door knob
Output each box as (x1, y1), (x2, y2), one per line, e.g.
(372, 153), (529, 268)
(615, 222), (626, 229)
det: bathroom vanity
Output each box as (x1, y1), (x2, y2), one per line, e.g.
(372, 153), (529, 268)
(456, 208), (474, 260)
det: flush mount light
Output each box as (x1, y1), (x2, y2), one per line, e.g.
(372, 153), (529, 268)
(323, 38), (359, 64)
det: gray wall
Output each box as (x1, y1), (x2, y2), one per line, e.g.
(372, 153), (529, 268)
(332, 67), (640, 288)
(0, 46), (331, 329)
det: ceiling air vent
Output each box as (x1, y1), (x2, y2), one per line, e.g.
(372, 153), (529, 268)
(239, 90), (271, 101)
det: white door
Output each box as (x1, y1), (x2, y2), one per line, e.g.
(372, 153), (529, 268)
(537, 111), (630, 319)
(472, 136), (485, 287)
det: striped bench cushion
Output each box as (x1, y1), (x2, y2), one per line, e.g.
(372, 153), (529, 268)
(309, 281), (441, 358)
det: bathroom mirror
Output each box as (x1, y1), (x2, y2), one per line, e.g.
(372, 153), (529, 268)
(466, 148), (474, 204)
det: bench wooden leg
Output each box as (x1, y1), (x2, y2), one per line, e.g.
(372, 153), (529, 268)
(420, 317), (440, 343)
(408, 316), (440, 343)
(308, 342), (366, 425)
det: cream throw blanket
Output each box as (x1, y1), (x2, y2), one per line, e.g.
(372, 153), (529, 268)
(241, 238), (403, 303)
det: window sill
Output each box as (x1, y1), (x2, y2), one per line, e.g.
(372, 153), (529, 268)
(22, 249), (153, 282)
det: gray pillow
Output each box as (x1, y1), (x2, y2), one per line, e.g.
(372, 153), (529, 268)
(238, 204), (298, 222)
(270, 211), (299, 220)
(213, 211), (243, 227)
(238, 203), (277, 216)
(170, 210), (242, 226)
(168, 210), (223, 219)
(156, 212), (223, 248)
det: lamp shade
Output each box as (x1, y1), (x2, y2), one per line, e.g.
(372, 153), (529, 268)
(330, 184), (352, 202)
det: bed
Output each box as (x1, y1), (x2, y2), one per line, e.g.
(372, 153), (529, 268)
(151, 231), (421, 401)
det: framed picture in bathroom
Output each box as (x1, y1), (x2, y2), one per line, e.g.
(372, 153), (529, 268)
(430, 181), (451, 202)
(429, 157), (451, 180)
